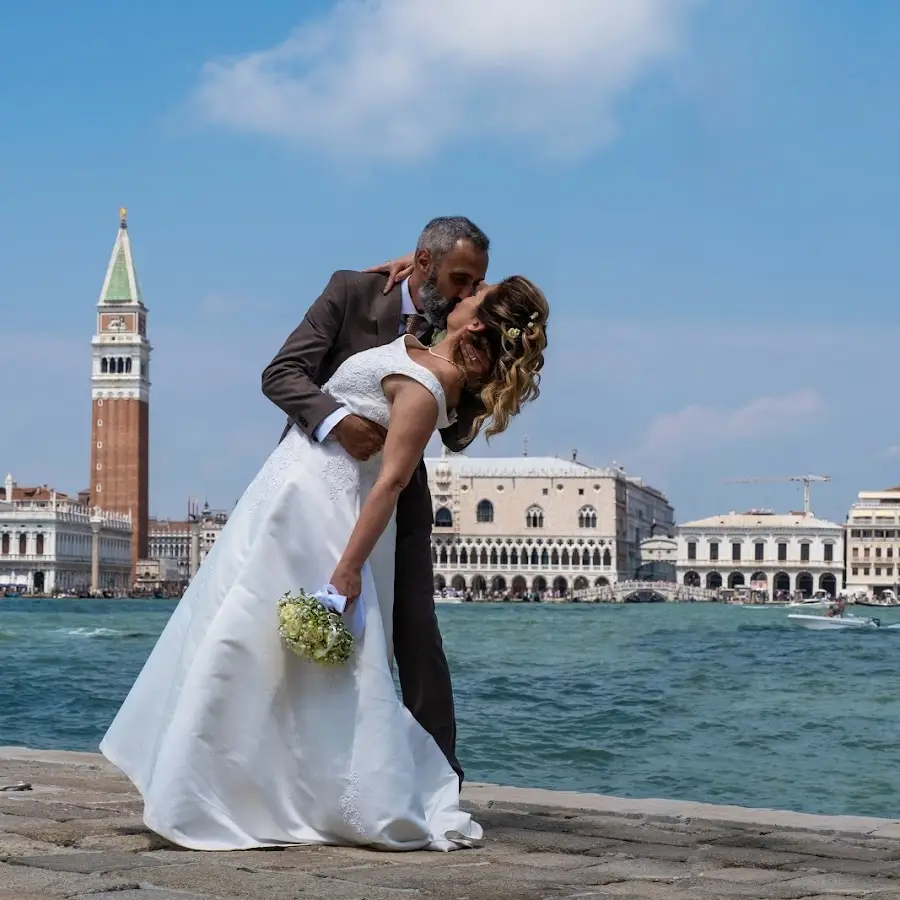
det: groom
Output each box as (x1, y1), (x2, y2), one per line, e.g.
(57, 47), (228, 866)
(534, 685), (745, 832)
(261, 216), (490, 784)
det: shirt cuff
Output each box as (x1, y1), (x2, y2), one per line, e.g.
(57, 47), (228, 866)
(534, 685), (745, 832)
(313, 407), (351, 442)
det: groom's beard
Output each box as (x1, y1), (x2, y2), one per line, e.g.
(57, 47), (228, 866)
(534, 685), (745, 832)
(419, 272), (455, 330)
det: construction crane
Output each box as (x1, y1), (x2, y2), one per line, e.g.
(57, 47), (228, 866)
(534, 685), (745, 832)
(724, 474), (831, 517)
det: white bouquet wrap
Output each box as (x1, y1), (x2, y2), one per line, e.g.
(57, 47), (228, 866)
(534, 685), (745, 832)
(277, 586), (356, 667)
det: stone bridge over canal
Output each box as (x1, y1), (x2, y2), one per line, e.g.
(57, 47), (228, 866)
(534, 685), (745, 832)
(572, 579), (719, 603)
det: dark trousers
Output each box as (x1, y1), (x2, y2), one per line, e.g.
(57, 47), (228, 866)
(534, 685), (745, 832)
(393, 468), (462, 784)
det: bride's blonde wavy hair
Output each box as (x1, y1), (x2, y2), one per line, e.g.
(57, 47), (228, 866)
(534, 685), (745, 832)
(463, 275), (549, 440)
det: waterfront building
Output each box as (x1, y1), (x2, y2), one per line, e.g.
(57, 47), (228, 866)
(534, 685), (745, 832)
(134, 556), (182, 594)
(0, 474), (132, 594)
(89, 209), (151, 579)
(148, 500), (229, 584)
(637, 534), (678, 583)
(624, 475), (676, 576)
(845, 487), (900, 598)
(675, 510), (844, 599)
(425, 450), (674, 597)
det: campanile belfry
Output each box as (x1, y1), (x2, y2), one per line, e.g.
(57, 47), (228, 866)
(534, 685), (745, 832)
(89, 209), (151, 580)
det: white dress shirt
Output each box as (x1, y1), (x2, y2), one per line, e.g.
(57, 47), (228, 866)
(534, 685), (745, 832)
(313, 279), (418, 442)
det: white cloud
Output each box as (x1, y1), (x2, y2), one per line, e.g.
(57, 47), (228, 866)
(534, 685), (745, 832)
(193, 0), (699, 161)
(636, 389), (823, 463)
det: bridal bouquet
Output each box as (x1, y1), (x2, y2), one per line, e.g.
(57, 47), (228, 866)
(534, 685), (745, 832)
(277, 590), (354, 667)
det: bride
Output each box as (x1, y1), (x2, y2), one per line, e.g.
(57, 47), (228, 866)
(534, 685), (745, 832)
(100, 276), (549, 852)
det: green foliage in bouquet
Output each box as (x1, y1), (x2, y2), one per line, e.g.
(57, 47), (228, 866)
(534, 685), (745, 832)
(277, 591), (354, 667)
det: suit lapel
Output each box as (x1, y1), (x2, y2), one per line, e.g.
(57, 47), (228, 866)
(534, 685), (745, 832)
(375, 282), (403, 345)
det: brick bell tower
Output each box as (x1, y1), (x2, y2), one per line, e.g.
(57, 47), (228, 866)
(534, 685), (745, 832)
(89, 208), (151, 581)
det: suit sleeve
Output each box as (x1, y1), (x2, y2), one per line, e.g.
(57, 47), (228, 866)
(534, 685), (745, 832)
(261, 271), (348, 439)
(439, 390), (484, 453)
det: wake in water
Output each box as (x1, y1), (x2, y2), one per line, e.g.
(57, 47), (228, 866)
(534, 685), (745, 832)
(58, 627), (147, 639)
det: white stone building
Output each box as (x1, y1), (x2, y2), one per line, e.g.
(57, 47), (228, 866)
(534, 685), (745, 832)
(148, 500), (228, 584)
(425, 452), (674, 598)
(676, 510), (844, 599)
(845, 487), (900, 597)
(0, 474), (132, 595)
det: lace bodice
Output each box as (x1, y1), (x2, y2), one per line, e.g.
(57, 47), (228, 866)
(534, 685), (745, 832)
(323, 336), (454, 430)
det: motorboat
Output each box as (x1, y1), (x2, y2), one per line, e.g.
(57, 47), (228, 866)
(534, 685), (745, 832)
(854, 589), (900, 608)
(788, 613), (899, 631)
(787, 591), (833, 608)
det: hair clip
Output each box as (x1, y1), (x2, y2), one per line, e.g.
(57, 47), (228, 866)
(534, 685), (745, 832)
(529, 311), (539, 321)
(504, 326), (521, 340)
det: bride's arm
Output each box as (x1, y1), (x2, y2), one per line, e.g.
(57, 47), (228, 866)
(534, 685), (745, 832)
(329, 381), (438, 601)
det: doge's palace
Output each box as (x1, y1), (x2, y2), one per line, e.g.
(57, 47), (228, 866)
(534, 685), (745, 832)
(425, 451), (674, 598)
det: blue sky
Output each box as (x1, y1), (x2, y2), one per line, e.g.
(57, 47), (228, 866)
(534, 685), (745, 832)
(2, 0), (899, 524)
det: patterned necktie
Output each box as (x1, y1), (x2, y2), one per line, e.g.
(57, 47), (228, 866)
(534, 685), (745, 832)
(403, 313), (426, 336)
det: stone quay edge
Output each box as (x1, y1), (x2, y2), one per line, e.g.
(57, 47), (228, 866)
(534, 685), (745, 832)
(1, 747), (900, 899)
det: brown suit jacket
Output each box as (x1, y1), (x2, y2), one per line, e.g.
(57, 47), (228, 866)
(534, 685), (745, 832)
(262, 270), (482, 536)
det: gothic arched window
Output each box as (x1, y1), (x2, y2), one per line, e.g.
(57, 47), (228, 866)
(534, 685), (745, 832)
(578, 505), (598, 528)
(476, 500), (494, 523)
(434, 507), (453, 527)
(526, 505), (544, 528)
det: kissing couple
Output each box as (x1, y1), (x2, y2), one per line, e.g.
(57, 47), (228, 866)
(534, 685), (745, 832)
(101, 217), (550, 852)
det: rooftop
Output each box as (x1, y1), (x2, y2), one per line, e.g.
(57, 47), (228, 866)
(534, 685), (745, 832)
(425, 453), (618, 479)
(679, 511), (842, 530)
(1, 475), (74, 504)
(148, 519), (192, 533)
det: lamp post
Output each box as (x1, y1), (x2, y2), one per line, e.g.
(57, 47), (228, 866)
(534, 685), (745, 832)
(90, 513), (103, 595)
(189, 517), (201, 579)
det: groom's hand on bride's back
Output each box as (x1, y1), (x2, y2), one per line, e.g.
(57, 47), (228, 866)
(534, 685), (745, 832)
(333, 415), (387, 461)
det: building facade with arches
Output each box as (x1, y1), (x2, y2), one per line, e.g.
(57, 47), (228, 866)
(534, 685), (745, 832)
(675, 511), (845, 599)
(425, 452), (674, 598)
(148, 499), (230, 585)
(0, 474), (132, 595)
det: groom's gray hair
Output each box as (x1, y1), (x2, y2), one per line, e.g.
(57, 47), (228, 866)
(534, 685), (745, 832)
(417, 216), (489, 265)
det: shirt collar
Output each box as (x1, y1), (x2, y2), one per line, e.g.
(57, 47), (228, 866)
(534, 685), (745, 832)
(400, 278), (417, 318)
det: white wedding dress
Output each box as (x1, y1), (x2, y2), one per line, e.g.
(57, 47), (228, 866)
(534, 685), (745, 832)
(100, 335), (481, 852)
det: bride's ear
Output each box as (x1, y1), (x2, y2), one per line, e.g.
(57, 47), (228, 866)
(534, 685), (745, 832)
(466, 321), (487, 335)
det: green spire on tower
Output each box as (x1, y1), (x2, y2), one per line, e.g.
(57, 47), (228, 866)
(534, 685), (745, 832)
(99, 208), (143, 305)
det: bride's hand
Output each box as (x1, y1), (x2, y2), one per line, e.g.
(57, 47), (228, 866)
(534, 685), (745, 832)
(330, 564), (362, 604)
(363, 253), (415, 293)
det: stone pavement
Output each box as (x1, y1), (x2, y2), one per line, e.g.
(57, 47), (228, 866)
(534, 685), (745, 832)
(2, 748), (900, 899)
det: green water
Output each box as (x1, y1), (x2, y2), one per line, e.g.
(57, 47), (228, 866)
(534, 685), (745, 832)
(2, 599), (899, 817)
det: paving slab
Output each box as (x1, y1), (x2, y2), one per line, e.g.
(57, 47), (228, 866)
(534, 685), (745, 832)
(2, 746), (900, 899)
(75, 892), (208, 900)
